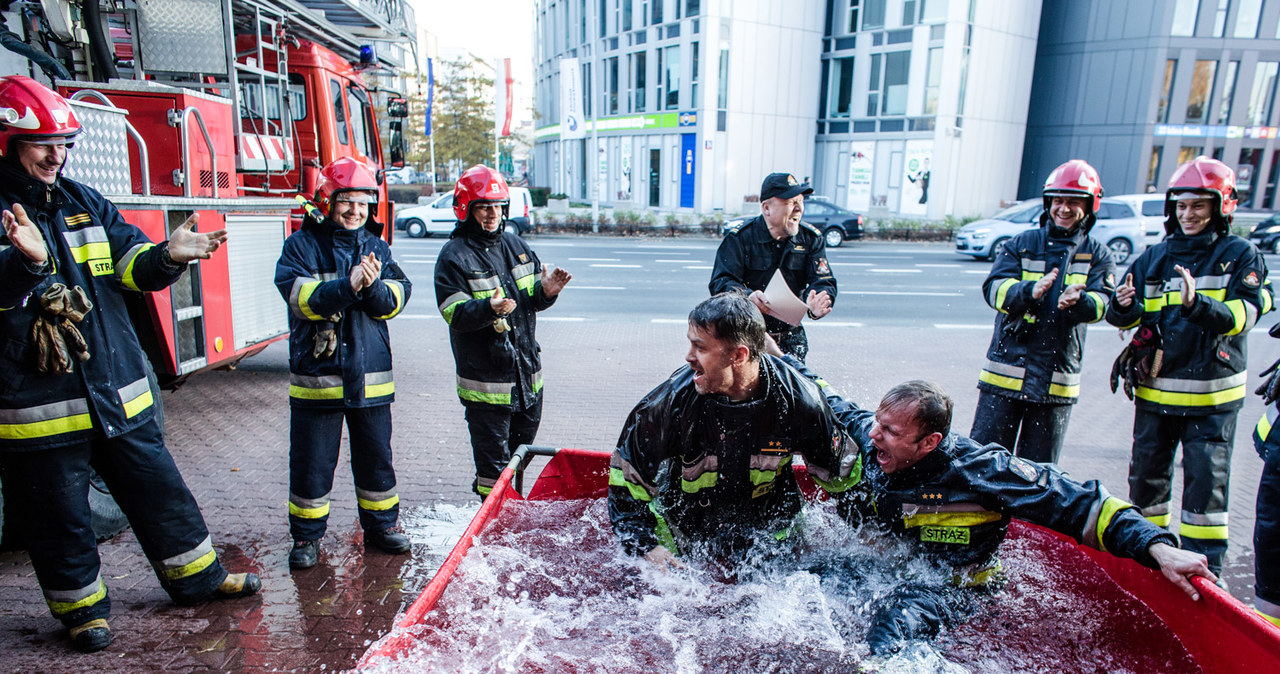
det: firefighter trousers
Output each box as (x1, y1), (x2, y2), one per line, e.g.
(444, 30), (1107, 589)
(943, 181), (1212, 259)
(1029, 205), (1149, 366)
(0, 417), (227, 627)
(1129, 408), (1235, 573)
(1255, 444), (1280, 625)
(969, 391), (1073, 464)
(866, 583), (978, 655)
(288, 405), (399, 541)
(464, 396), (542, 497)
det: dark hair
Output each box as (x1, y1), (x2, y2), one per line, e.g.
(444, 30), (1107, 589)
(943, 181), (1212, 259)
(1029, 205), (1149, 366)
(881, 380), (953, 438)
(688, 292), (766, 360)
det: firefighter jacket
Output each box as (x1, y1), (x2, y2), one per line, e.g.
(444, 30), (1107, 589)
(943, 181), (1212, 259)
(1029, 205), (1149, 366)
(434, 226), (556, 410)
(275, 215), (410, 410)
(1106, 230), (1271, 415)
(607, 355), (861, 557)
(0, 166), (183, 450)
(710, 215), (837, 334)
(786, 357), (1179, 582)
(979, 225), (1115, 404)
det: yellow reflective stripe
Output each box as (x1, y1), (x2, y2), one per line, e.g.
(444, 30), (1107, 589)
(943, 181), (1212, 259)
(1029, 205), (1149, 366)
(1134, 383), (1247, 407)
(295, 280), (326, 321)
(1048, 383), (1080, 398)
(70, 241), (112, 264)
(978, 369), (1023, 392)
(357, 494), (400, 511)
(0, 412), (93, 440)
(952, 561), (1002, 588)
(45, 579), (107, 615)
(1223, 298), (1253, 336)
(1021, 271), (1045, 282)
(154, 538), (217, 581)
(650, 502), (677, 552)
(1258, 610), (1280, 628)
(748, 469), (777, 486)
(1085, 291), (1106, 322)
(1257, 410), (1275, 443)
(903, 511), (1002, 528)
(1094, 496), (1132, 554)
(1144, 512), (1172, 528)
(289, 501), (331, 519)
(366, 382), (394, 398)
(122, 387), (154, 418)
(440, 298), (468, 324)
(681, 471), (718, 493)
(1179, 522), (1229, 540)
(1064, 273), (1088, 286)
(515, 273), (536, 296)
(116, 242), (153, 291)
(609, 466), (653, 502)
(457, 386), (511, 404)
(289, 384), (344, 399)
(372, 280), (406, 320)
(993, 278), (1017, 313)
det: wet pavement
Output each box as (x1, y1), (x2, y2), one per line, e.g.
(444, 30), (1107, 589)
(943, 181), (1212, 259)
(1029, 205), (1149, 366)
(0, 238), (1274, 671)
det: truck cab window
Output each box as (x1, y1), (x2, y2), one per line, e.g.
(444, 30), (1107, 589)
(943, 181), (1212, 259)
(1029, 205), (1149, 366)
(346, 84), (372, 158)
(331, 78), (348, 145)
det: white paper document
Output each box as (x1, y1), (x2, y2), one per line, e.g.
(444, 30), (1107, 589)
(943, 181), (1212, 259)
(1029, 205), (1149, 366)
(763, 269), (809, 327)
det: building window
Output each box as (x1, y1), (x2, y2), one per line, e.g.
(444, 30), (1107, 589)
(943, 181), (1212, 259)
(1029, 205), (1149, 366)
(686, 0), (700, 16)
(606, 56), (619, 115)
(690, 41), (700, 107)
(921, 0), (947, 23)
(717, 45), (729, 109)
(863, 0), (886, 30)
(582, 61), (593, 116)
(848, 0), (860, 32)
(1157, 59), (1177, 123)
(1247, 61), (1279, 125)
(663, 45), (681, 110)
(1178, 146), (1203, 168)
(1217, 60), (1239, 124)
(1148, 146), (1163, 190)
(1172, 0), (1199, 36)
(582, 0), (588, 41)
(1186, 60), (1218, 124)
(882, 50), (910, 115)
(1234, 0), (1262, 37)
(957, 46), (970, 115)
(652, 0), (662, 24)
(600, 0), (608, 36)
(1212, 0), (1229, 37)
(830, 57), (854, 117)
(632, 51), (647, 112)
(866, 52), (881, 115)
(923, 47), (943, 114)
(902, 0), (917, 26)
(623, 0), (632, 31)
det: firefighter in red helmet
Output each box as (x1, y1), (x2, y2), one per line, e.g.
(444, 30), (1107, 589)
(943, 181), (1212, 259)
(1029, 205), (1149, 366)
(0, 75), (259, 653)
(433, 165), (572, 498)
(275, 156), (412, 569)
(1107, 156), (1273, 576)
(970, 159), (1117, 464)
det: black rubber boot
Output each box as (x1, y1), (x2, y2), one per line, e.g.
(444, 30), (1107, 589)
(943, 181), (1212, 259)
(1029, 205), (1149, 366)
(289, 539), (319, 569)
(69, 618), (111, 653)
(364, 528), (411, 554)
(213, 572), (261, 600)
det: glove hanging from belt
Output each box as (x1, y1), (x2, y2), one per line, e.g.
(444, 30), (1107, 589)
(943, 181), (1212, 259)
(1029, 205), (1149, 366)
(313, 313), (342, 359)
(31, 283), (94, 375)
(1110, 324), (1163, 400)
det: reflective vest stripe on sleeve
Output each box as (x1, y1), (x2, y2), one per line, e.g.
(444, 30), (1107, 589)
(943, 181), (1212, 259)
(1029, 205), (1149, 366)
(115, 242), (154, 291)
(371, 280), (407, 320)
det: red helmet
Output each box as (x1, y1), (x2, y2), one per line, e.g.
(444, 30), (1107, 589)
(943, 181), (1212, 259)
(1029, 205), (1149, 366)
(0, 75), (80, 155)
(314, 157), (378, 216)
(1042, 159), (1103, 214)
(1165, 156), (1237, 229)
(453, 164), (509, 221)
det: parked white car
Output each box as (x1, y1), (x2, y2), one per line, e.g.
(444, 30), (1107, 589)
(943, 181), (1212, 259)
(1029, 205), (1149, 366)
(395, 188), (536, 238)
(1108, 193), (1168, 247)
(955, 198), (1148, 264)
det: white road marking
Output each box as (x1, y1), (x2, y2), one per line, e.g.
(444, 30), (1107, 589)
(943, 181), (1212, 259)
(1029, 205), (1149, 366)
(806, 321), (865, 328)
(569, 285), (627, 290)
(651, 318), (688, 324)
(591, 263), (643, 268)
(934, 324), (990, 329)
(964, 270), (990, 274)
(570, 257), (621, 261)
(847, 290), (964, 297)
(867, 268), (923, 273)
(684, 265), (714, 270)
(831, 262), (873, 266)
(916, 263), (963, 268)
(656, 259), (706, 263)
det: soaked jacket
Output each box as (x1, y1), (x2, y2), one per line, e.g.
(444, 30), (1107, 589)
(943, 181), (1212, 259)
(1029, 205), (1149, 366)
(710, 216), (837, 334)
(1106, 230), (1271, 415)
(275, 215), (410, 409)
(786, 357), (1178, 581)
(0, 166), (182, 450)
(608, 355), (860, 557)
(434, 227), (555, 410)
(980, 225), (1115, 404)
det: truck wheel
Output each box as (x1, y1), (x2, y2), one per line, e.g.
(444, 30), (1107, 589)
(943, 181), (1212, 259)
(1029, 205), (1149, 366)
(88, 471), (129, 542)
(405, 219), (427, 238)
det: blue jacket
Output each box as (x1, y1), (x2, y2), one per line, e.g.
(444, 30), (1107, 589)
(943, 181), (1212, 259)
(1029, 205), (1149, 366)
(275, 216), (410, 409)
(0, 165), (182, 450)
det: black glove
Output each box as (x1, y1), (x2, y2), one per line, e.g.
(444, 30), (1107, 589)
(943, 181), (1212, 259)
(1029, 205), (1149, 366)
(1111, 325), (1163, 400)
(1257, 356), (1280, 405)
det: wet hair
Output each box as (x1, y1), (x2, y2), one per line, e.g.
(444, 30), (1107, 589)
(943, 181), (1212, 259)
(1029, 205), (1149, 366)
(880, 380), (953, 438)
(688, 291), (766, 360)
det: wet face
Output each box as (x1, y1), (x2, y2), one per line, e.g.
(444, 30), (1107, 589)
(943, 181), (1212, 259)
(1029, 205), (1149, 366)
(1176, 197), (1215, 236)
(16, 141), (66, 185)
(761, 195), (804, 239)
(1049, 196), (1089, 231)
(331, 191), (372, 230)
(472, 202), (504, 232)
(867, 402), (939, 474)
(686, 323), (738, 396)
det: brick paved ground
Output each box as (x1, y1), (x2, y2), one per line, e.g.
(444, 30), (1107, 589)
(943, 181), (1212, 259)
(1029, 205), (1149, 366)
(0, 238), (1274, 671)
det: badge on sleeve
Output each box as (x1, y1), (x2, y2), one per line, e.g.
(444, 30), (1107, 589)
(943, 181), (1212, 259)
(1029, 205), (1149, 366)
(1244, 270), (1261, 288)
(816, 258), (830, 275)
(1008, 456), (1040, 483)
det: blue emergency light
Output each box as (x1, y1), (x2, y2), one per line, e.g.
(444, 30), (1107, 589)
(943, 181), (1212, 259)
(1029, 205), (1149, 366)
(360, 45), (376, 66)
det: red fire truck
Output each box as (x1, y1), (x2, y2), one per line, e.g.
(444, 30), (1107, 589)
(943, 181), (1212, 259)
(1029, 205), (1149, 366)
(6, 0), (413, 384)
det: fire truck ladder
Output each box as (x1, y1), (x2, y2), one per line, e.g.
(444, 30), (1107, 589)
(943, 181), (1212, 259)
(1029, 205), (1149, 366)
(232, 2), (296, 182)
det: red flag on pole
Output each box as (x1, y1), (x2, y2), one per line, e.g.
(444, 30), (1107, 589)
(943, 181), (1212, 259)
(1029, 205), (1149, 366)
(494, 58), (514, 137)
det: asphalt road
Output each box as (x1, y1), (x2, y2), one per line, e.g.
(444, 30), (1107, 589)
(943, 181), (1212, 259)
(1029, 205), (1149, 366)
(388, 233), (1279, 598)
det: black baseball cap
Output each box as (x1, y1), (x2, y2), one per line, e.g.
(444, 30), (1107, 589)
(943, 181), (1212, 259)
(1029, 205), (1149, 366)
(760, 173), (813, 202)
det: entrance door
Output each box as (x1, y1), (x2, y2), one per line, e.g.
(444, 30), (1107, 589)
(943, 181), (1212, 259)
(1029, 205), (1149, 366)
(649, 148), (661, 207)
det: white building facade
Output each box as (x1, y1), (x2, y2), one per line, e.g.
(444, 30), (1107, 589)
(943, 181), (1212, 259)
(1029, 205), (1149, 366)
(532, 0), (1043, 218)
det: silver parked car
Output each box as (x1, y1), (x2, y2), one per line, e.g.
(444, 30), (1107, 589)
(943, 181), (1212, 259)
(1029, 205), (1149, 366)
(955, 198), (1147, 264)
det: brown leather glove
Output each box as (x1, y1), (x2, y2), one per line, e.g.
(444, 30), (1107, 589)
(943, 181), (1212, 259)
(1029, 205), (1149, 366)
(32, 283), (94, 374)
(313, 323), (338, 359)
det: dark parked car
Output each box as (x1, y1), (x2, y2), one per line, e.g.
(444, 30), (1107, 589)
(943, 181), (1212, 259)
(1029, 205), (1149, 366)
(801, 197), (864, 247)
(1250, 213), (1280, 254)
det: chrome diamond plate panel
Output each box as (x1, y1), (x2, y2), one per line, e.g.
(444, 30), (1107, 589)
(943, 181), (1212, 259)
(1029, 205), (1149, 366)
(62, 100), (132, 196)
(136, 0), (228, 75)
